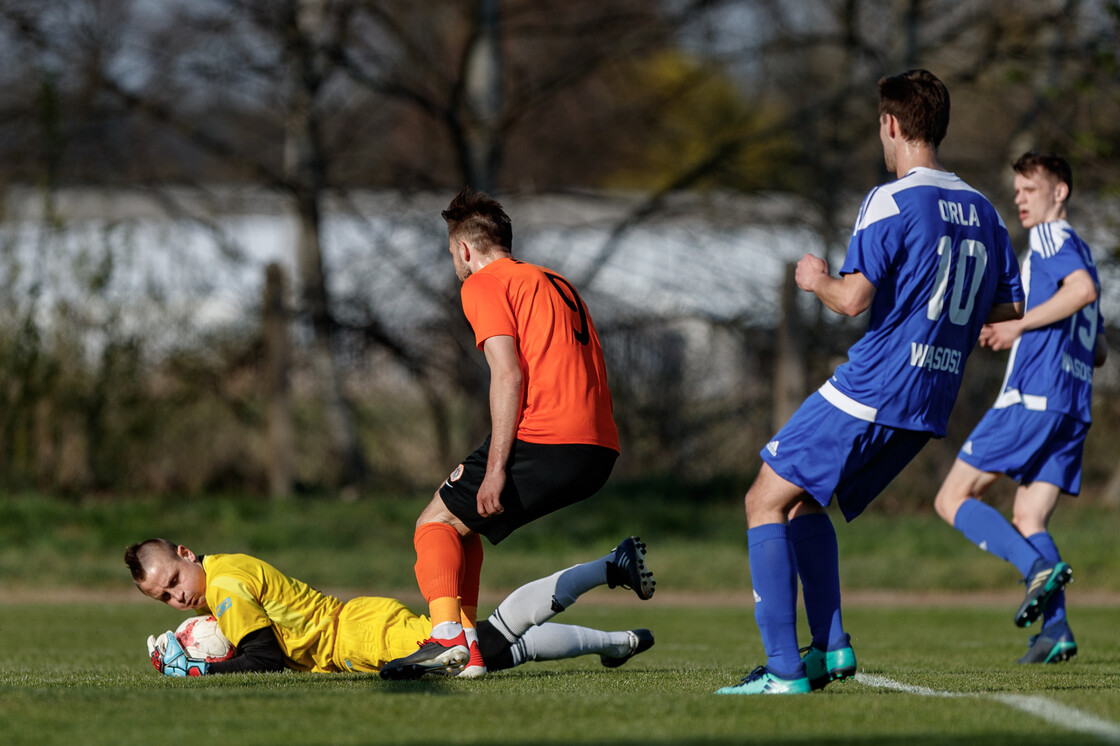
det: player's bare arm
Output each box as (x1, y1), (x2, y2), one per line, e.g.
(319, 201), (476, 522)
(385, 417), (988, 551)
(479, 334), (522, 518)
(794, 253), (875, 317)
(981, 269), (1096, 351)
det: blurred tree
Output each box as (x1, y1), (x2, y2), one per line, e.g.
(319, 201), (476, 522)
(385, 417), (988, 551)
(263, 262), (294, 499)
(0, 0), (1116, 495)
(603, 50), (801, 193)
(584, 0), (1120, 483)
(0, 0), (684, 489)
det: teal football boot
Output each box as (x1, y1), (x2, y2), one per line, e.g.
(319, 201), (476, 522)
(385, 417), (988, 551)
(1018, 622), (1077, 664)
(715, 666), (811, 695)
(801, 644), (857, 691)
(1015, 559), (1072, 628)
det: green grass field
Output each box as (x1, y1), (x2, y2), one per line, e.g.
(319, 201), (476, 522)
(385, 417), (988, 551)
(1, 492), (1119, 744)
(1, 601), (1118, 745)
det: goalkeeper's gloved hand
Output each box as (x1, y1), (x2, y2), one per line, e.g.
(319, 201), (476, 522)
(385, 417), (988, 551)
(146, 630), (171, 670)
(146, 631), (209, 676)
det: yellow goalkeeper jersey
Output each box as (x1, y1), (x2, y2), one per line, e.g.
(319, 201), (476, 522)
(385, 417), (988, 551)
(202, 553), (432, 673)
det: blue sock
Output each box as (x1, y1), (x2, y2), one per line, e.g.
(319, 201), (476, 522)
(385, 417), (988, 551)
(1026, 531), (1066, 627)
(789, 513), (847, 651)
(953, 498), (1040, 578)
(748, 523), (803, 679)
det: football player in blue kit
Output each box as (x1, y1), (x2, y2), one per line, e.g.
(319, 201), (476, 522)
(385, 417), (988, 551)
(933, 152), (1106, 664)
(717, 69), (1024, 695)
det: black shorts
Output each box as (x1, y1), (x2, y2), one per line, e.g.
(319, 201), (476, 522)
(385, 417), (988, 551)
(438, 437), (618, 544)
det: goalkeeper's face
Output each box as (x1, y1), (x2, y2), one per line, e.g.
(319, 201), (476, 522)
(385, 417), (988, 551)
(137, 545), (208, 611)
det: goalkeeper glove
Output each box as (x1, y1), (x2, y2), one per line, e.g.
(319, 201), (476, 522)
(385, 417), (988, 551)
(147, 630), (209, 677)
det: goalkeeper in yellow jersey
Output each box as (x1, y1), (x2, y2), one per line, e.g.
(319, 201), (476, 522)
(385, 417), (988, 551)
(125, 536), (654, 678)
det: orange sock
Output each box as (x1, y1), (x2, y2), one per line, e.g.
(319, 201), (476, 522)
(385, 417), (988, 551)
(429, 597), (462, 631)
(459, 533), (484, 628)
(414, 522), (464, 626)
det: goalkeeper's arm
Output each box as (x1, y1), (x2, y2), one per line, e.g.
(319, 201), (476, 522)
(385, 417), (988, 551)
(208, 627), (287, 674)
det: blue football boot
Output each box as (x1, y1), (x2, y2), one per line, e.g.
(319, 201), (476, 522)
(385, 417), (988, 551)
(1018, 622), (1077, 664)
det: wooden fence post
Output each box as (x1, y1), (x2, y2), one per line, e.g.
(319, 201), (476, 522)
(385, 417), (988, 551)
(264, 262), (294, 499)
(773, 261), (807, 430)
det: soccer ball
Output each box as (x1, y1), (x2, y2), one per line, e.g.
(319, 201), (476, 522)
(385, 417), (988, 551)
(175, 615), (235, 662)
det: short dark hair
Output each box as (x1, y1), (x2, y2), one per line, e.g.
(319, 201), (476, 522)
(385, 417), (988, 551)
(441, 187), (513, 252)
(878, 69), (951, 148)
(124, 538), (178, 582)
(1013, 151), (1073, 200)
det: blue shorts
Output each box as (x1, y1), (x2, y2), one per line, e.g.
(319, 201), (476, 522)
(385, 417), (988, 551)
(761, 392), (932, 521)
(958, 406), (1088, 495)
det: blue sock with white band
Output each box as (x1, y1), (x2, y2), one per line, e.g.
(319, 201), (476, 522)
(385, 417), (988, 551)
(954, 498), (1041, 577)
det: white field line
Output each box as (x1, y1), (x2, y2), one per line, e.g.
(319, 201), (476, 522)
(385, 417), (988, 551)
(856, 673), (1120, 744)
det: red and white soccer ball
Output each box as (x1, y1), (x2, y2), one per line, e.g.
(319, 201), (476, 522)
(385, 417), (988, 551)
(175, 615), (235, 662)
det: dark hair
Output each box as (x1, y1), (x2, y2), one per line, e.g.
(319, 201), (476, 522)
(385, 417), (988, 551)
(441, 187), (513, 252)
(1012, 151), (1073, 200)
(878, 69), (951, 148)
(124, 538), (178, 582)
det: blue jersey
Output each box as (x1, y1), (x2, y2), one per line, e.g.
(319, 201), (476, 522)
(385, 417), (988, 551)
(992, 220), (1101, 423)
(824, 168), (1023, 436)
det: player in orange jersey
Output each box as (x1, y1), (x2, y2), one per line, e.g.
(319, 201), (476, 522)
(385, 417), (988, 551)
(381, 188), (652, 681)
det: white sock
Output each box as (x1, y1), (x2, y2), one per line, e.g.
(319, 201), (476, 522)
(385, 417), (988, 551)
(431, 621), (463, 641)
(511, 623), (632, 665)
(488, 553), (611, 643)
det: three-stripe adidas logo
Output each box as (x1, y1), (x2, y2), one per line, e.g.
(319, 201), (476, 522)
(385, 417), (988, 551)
(1026, 568), (1052, 595)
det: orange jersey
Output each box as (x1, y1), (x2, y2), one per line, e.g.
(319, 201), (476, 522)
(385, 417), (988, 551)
(461, 257), (619, 451)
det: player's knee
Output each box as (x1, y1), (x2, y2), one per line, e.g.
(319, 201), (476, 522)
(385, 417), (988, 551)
(1011, 509), (1046, 537)
(744, 486), (794, 525)
(744, 498), (780, 526)
(934, 469), (988, 525)
(933, 489), (965, 525)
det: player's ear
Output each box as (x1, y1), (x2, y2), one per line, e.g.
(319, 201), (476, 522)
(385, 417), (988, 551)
(1053, 180), (1069, 204)
(883, 113), (899, 138)
(177, 545), (198, 563)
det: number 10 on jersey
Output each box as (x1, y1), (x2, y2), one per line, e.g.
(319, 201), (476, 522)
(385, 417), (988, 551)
(927, 236), (988, 325)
